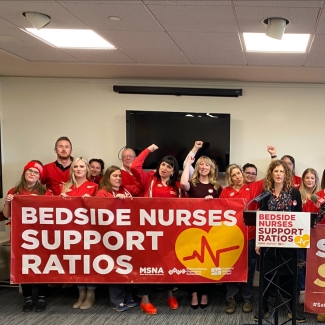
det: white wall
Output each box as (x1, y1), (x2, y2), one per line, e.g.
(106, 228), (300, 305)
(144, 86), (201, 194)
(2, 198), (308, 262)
(1, 77), (324, 201)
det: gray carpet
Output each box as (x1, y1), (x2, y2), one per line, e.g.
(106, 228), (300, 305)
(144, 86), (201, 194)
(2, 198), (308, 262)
(0, 285), (319, 325)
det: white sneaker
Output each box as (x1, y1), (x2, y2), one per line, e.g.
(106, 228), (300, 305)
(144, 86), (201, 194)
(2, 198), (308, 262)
(298, 290), (305, 304)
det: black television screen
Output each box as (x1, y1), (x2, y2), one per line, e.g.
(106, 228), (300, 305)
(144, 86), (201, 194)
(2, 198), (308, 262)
(126, 111), (230, 172)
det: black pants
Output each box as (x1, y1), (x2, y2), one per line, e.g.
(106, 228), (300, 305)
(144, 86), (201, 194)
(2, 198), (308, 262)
(21, 284), (48, 298)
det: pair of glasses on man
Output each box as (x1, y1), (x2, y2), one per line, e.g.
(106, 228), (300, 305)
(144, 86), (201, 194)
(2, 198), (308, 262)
(26, 168), (40, 176)
(244, 171), (257, 176)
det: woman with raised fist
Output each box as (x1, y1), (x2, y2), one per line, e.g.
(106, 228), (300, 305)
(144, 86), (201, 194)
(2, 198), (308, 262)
(131, 144), (181, 314)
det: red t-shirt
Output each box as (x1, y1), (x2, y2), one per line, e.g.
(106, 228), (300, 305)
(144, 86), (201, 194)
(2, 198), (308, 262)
(220, 180), (264, 240)
(292, 175), (302, 189)
(121, 169), (143, 196)
(315, 189), (325, 224)
(96, 187), (133, 198)
(42, 161), (71, 196)
(7, 187), (52, 196)
(62, 181), (98, 197)
(302, 198), (319, 213)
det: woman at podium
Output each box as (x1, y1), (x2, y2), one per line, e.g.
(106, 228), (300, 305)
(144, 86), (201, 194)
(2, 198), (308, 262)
(256, 159), (305, 323)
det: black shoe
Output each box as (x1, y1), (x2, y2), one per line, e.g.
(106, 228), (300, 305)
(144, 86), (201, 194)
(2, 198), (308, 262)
(200, 303), (208, 309)
(35, 299), (47, 312)
(22, 300), (34, 312)
(190, 304), (199, 310)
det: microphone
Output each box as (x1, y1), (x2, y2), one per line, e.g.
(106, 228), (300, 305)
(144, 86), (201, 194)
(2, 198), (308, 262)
(254, 191), (271, 203)
(245, 191), (271, 210)
(311, 194), (325, 208)
(310, 194), (325, 225)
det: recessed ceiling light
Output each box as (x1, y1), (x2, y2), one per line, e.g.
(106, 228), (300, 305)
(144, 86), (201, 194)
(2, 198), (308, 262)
(22, 28), (116, 49)
(185, 114), (194, 117)
(243, 33), (309, 53)
(109, 16), (121, 21)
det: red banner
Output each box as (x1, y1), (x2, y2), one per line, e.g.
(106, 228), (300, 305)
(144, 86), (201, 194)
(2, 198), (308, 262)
(11, 196), (247, 284)
(306, 225), (325, 313)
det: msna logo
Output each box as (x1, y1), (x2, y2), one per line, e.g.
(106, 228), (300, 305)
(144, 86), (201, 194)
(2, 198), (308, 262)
(139, 267), (164, 275)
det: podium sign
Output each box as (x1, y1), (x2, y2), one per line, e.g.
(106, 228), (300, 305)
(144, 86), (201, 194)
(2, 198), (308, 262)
(256, 211), (310, 248)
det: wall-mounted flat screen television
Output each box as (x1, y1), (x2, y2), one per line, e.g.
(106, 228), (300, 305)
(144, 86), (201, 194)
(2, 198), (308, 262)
(126, 110), (230, 172)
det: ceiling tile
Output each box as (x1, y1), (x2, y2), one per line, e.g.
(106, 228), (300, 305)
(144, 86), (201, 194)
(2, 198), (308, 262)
(147, 3), (238, 33)
(59, 1), (163, 31)
(234, 1), (322, 8)
(305, 51), (325, 66)
(0, 44), (80, 62)
(97, 30), (190, 64)
(62, 49), (135, 63)
(246, 52), (307, 66)
(169, 31), (246, 65)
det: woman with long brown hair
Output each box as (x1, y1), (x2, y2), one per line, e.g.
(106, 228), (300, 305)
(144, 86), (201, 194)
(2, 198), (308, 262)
(4, 161), (52, 313)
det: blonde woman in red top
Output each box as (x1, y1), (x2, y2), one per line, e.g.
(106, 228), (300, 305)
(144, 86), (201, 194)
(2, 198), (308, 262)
(60, 157), (98, 310)
(131, 144), (180, 314)
(4, 160), (52, 313)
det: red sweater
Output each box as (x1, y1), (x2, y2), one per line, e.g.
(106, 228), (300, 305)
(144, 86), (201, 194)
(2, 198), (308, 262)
(121, 169), (143, 197)
(7, 187), (52, 196)
(42, 162), (71, 196)
(131, 148), (181, 198)
(220, 180), (264, 240)
(315, 189), (325, 224)
(292, 175), (302, 189)
(61, 181), (98, 197)
(96, 186), (133, 198)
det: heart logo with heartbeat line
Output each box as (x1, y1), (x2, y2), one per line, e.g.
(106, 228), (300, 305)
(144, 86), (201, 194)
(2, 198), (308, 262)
(294, 234), (310, 248)
(175, 225), (244, 281)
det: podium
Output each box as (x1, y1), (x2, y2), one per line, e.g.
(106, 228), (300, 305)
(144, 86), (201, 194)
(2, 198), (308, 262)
(243, 211), (317, 325)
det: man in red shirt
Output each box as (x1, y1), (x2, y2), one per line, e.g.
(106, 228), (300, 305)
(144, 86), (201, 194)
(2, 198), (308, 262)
(41, 136), (73, 195)
(120, 147), (143, 196)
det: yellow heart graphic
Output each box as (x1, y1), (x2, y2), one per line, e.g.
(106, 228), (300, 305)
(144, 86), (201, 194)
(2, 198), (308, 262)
(175, 224), (244, 281)
(294, 234), (310, 248)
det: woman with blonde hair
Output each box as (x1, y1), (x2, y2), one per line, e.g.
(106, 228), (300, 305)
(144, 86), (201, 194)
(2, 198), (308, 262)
(220, 146), (276, 315)
(61, 157), (97, 197)
(60, 157), (98, 309)
(220, 163), (265, 315)
(181, 154), (222, 199)
(300, 168), (320, 213)
(181, 152), (222, 308)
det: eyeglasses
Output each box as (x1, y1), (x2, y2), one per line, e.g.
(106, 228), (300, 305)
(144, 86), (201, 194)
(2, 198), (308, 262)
(122, 155), (135, 159)
(244, 171), (257, 176)
(26, 168), (40, 176)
